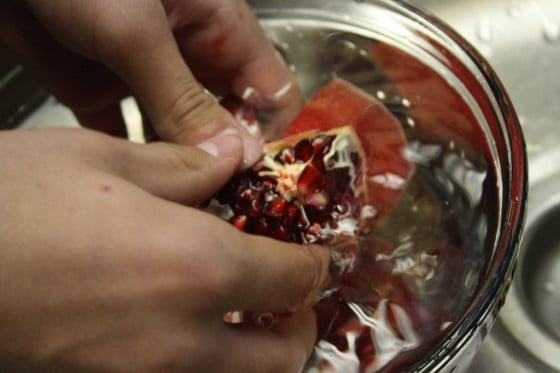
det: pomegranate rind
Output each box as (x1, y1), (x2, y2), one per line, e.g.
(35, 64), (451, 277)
(264, 126), (362, 160)
(369, 42), (493, 156)
(285, 78), (413, 220)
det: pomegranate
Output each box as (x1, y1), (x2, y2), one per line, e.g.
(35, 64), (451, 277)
(286, 78), (413, 220)
(209, 78), (412, 274)
(207, 126), (371, 245)
(213, 78), (412, 241)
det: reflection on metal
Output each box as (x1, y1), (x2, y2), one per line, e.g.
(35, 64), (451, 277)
(404, 0), (560, 371)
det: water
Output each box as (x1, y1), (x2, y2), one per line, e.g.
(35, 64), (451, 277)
(542, 20), (560, 44)
(261, 20), (496, 372)
(477, 20), (493, 43)
(307, 137), (489, 372)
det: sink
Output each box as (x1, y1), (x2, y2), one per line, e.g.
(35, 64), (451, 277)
(407, 0), (560, 159)
(405, 0), (560, 371)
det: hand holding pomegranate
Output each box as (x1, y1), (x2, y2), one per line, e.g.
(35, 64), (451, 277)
(0, 128), (329, 372)
(0, 0), (303, 165)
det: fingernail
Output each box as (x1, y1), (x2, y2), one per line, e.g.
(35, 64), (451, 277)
(241, 86), (258, 104)
(252, 312), (275, 329)
(223, 311), (245, 324)
(196, 129), (242, 158)
(241, 82), (293, 110)
(241, 134), (263, 168)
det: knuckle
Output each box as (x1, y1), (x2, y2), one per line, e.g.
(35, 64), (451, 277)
(155, 142), (209, 173)
(91, 1), (156, 61)
(159, 79), (222, 141)
(181, 239), (241, 308)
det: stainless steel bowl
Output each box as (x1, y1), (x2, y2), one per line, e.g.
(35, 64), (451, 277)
(248, 0), (526, 371)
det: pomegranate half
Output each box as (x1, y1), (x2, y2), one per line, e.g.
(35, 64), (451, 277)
(206, 126), (372, 244)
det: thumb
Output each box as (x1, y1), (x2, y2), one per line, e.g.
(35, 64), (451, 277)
(103, 130), (244, 206)
(95, 2), (263, 167)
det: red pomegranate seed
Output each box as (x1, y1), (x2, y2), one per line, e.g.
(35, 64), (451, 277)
(297, 165), (324, 197)
(264, 197), (287, 218)
(231, 215), (247, 230)
(294, 139), (314, 162)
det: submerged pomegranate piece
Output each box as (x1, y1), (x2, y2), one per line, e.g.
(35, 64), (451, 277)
(287, 78), (413, 220)
(207, 126), (372, 244)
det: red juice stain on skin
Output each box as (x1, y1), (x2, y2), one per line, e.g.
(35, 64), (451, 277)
(211, 32), (229, 58)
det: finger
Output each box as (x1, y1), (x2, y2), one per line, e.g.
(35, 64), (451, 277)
(98, 130), (244, 206)
(0, 2), (130, 136)
(108, 3), (264, 167)
(231, 47), (304, 140)
(213, 231), (330, 313)
(227, 2), (305, 140)
(213, 311), (316, 372)
(115, 203), (328, 314)
(167, 0), (305, 139)
(24, 0), (263, 167)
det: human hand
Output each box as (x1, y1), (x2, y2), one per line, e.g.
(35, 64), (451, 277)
(0, 0), (303, 165)
(0, 128), (328, 372)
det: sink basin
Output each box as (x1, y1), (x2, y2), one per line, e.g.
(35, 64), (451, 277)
(405, 0), (560, 371)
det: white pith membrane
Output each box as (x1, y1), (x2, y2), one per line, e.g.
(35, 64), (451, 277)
(257, 127), (372, 241)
